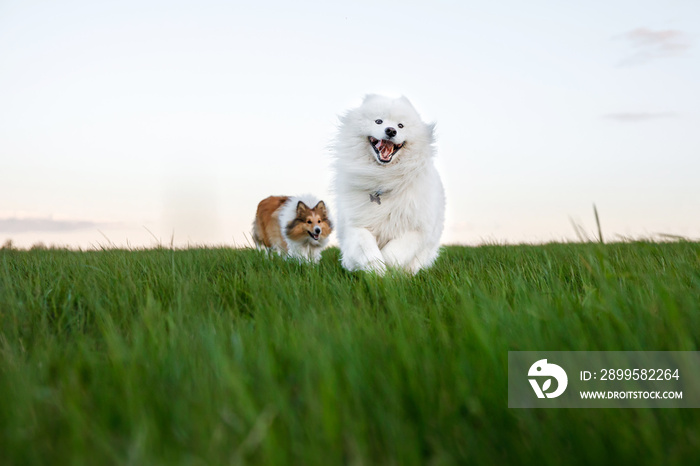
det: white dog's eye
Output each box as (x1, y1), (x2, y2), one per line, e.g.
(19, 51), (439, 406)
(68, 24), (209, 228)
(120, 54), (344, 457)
(398, 123), (404, 128)
(375, 119), (383, 124)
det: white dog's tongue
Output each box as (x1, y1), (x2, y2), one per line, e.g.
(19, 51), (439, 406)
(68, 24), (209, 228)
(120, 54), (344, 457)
(376, 140), (395, 160)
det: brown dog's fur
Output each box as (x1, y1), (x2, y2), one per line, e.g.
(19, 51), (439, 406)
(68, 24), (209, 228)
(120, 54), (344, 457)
(253, 196), (332, 255)
(253, 196), (289, 249)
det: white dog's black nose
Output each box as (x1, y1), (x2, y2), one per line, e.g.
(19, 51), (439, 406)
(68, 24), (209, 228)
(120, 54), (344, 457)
(314, 226), (321, 234)
(385, 127), (397, 138)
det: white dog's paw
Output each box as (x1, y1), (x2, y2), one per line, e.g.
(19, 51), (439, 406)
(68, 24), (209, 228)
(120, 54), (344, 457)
(381, 247), (409, 269)
(380, 231), (423, 272)
(363, 258), (387, 275)
(342, 254), (386, 275)
(382, 255), (418, 275)
(339, 227), (388, 274)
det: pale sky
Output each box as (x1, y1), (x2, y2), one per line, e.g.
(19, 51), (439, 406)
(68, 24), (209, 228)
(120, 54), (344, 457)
(1, 0), (699, 249)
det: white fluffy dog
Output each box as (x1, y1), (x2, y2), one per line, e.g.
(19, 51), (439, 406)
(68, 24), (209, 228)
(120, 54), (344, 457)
(332, 95), (445, 274)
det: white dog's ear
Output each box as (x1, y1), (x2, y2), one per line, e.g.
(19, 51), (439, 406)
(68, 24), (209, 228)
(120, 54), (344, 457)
(427, 122), (437, 142)
(398, 95), (417, 110)
(362, 93), (380, 104)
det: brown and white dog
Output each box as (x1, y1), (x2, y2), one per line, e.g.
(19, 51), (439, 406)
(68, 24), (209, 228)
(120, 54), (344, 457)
(252, 195), (332, 262)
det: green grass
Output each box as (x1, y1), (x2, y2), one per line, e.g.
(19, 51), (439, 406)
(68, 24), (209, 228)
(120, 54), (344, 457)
(1, 242), (699, 465)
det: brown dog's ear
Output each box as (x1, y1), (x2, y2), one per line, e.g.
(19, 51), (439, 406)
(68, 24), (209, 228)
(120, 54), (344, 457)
(296, 201), (309, 218)
(313, 200), (327, 217)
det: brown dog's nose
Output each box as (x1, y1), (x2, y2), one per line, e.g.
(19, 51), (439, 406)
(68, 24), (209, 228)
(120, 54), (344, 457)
(385, 127), (397, 138)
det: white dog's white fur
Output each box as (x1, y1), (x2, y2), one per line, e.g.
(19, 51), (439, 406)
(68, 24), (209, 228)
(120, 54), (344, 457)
(332, 95), (445, 274)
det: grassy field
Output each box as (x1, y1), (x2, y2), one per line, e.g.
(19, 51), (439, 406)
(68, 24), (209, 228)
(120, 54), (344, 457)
(1, 242), (699, 465)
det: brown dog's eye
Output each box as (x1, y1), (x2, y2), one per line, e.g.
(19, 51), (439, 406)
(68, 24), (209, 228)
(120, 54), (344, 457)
(318, 220), (321, 223)
(307, 220), (312, 224)
(398, 123), (404, 128)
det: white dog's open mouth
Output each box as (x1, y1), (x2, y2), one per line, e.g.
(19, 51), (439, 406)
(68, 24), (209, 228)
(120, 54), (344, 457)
(368, 137), (404, 164)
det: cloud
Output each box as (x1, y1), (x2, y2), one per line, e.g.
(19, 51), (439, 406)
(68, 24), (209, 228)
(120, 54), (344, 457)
(0, 216), (103, 233)
(618, 28), (691, 65)
(603, 112), (678, 122)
